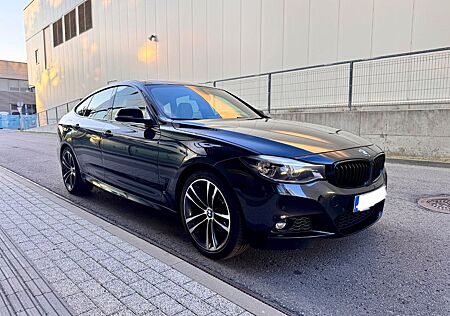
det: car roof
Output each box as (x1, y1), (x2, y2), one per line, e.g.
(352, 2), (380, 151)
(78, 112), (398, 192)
(108, 80), (213, 89)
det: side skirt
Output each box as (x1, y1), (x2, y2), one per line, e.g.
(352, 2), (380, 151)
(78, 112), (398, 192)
(83, 174), (177, 214)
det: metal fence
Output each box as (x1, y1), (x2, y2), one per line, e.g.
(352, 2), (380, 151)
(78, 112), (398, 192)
(36, 99), (81, 127)
(209, 47), (450, 112)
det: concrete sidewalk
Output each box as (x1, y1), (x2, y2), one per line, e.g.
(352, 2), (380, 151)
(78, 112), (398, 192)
(0, 167), (283, 316)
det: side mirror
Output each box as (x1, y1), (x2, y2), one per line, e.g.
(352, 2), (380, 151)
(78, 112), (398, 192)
(115, 107), (155, 126)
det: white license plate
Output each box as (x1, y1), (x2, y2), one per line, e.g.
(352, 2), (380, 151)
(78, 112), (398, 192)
(353, 186), (386, 213)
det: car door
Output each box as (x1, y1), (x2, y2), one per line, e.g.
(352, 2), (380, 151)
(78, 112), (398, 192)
(71, 87), (115, 180)
(101, 85), (162, 203)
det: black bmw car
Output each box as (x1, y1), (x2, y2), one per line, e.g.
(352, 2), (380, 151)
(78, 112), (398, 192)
(58, 80), (387, 259)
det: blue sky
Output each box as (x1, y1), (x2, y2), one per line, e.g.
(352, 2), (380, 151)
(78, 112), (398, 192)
(0, 0), (29, 62)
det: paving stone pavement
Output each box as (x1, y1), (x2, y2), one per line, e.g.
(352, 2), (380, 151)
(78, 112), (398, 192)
(0, 222), (72, 315)
(0, 168), (256, 316)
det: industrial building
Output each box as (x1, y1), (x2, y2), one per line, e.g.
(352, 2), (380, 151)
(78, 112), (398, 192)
(24, 0), (450, 114)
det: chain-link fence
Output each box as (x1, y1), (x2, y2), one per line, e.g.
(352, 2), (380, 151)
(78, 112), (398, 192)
(209, 47), (450, 112)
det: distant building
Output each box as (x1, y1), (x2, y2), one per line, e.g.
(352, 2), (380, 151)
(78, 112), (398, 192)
(24, 0), (450, 112)
(0, 60), (36, 114)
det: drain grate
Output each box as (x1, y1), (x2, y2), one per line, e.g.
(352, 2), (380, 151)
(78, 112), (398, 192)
(418, 196), (450, 214)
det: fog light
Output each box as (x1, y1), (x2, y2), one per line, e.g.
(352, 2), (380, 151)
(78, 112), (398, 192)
(275, 221), (287, 230)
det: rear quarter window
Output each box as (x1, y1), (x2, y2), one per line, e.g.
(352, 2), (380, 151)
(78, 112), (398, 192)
(75, 96), (93, 116)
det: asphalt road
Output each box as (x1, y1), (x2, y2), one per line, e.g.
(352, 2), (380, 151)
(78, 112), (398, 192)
(0, 129), (449, 316)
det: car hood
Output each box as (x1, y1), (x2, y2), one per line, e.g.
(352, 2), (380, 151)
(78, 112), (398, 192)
(172, 118), (373, 158)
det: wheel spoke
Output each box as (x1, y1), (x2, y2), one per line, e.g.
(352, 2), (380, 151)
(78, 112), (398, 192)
(188, 185), (208, 209)
(205, 219), (210, 249)
(62, 156), (71, 169)
(214, 218), (230, 232)
(64, 153), (71, 165)
(188, 218), (207, 234)
(214, 212), (230, 221)
(210, 220), (218, 250)
(63, 170), (71, 182)
(69, 153), (75, 167)
(185, 212), (206, 224)
(206, 181), (211, 207)
(211, 186), (218, 209)
(186, 193), (207, 212)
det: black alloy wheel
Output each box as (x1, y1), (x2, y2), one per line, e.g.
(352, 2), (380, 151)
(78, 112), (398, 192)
(61, 147), (92, 195)
(181, 171), (249, 259)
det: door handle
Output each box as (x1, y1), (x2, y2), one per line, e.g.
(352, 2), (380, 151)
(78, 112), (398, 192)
(102, 130), (113, 137)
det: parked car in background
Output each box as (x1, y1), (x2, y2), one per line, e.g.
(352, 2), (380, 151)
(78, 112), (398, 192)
(57, 81), (387, 259)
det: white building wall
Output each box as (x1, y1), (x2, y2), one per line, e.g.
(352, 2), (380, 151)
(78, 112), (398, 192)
(24, 0), (450, 111)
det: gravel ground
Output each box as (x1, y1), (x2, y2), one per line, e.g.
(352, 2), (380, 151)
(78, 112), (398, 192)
(0, 129), (449, 316)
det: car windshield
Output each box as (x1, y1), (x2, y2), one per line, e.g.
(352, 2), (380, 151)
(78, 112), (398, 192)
(146, 84), (262, 120)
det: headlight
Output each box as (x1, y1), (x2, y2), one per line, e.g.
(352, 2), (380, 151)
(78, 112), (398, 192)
(241, 155), (325, 183)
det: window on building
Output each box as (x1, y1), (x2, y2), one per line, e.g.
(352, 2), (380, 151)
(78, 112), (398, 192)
(53, 18), (64, 47)
(35, 49), (39, 64)
(64, 9), (77, 41)
(78, 0), (93, 34)
(19, 81), (29, 92)
(10, 104), (20, 115)
(25, 104), (37, 114)
(13, 104), (37, 115)
(111, 86), (149, 121)
(8, 80), (20, 92)
(0, 79), (8, 91)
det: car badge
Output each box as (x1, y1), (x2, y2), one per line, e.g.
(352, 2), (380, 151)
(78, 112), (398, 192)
(359, 149), (371, 157)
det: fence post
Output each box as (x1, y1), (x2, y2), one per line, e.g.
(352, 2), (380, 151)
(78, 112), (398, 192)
(46, 110), (49, 126)
(55, 106), (59, 123)
(348, 61), (354, 111)
(66, 103), (69, 113)
(267, 74), (272, 113)
(213, 81), (216, 87)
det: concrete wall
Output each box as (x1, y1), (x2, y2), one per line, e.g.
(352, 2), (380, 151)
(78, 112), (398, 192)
(270, 108), (450, 159)
(24, 0), (450, 111)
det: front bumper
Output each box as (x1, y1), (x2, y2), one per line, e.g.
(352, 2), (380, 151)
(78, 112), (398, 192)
(215, 158), (386, 240)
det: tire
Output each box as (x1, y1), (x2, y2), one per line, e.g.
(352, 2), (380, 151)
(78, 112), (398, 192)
(60, 147), (93, 195)
(180, 170), (249, 259)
